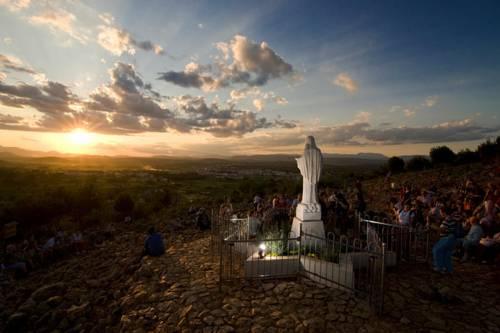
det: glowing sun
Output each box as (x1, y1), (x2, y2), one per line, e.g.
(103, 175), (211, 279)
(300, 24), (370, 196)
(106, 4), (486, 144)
(69, 128), (93, 145)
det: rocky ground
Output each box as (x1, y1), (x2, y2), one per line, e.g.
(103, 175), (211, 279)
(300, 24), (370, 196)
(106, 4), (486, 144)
(1, 225), (499, 333)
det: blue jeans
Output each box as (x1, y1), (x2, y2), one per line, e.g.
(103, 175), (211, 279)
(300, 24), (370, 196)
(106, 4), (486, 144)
(432, 235), (456, 272)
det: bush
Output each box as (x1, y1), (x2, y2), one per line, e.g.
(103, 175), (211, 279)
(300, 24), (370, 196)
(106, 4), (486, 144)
(455, 149), (479, 165)
(430, 146), (456, 165)
(406, 156), (432, 171)
(387, 156), (405, 173)
(114, 193), (135, 215)
(477, 138), (499, 161)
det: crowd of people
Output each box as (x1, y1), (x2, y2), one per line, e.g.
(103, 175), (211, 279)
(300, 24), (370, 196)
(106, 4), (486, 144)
(384, 176), (500, 273)
(216, 181), (366, 238)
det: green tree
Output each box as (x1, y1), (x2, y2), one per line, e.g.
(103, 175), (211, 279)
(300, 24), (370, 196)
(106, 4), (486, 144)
(387, 156), (405, 173)
(430, 146), (456, 165)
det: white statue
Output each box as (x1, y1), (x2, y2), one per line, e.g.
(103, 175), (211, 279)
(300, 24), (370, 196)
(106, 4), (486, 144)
(296, 136), (322, 206)
(291, 136), (325, 239)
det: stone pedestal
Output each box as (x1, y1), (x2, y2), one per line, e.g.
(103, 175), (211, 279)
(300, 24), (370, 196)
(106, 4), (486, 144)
(291, 217), (325, 239)
(291, 203), (325, 239)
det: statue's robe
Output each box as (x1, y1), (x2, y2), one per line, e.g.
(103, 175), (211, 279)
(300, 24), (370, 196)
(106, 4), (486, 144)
(296, 145), (322, 205)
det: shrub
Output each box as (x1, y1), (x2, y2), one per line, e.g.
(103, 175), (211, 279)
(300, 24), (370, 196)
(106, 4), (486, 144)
(455, 149), (479, 165)
(406, 156), (432, 171)
(114, 193), (135, 215)
(430, 146), (456, 165)
(387, 156), (405, 173)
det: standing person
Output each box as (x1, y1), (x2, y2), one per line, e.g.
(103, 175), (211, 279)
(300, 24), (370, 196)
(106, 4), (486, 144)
(143, 227), (165, 257)
(432, 206), (460, 273)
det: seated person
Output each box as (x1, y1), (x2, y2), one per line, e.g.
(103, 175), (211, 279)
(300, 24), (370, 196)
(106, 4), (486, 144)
(143, 227), (165, 257)
(459, 217), (483, 261)
(196, 208), (211, 231)
(478, 232), (500, 264)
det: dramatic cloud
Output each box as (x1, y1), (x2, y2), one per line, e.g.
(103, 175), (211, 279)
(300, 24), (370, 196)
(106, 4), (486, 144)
(333, 73), (358, 93)
(97, 25), (164, 56)
(158, 34), (295, 91)
(29, 8), (89, 44)
(173, 94), (295, 137)
(0, 62), (293, 137)
(0, 0), (30, 12)
(0, 54), (36, 74)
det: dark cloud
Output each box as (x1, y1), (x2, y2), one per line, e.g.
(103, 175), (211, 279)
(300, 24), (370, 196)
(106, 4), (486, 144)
(0, 81), (77, 115)
(158, 35), (295, 91)
(157, 71), (217, 90)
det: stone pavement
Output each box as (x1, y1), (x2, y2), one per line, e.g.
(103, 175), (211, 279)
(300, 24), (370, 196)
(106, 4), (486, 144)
(2, 228), (499, 332)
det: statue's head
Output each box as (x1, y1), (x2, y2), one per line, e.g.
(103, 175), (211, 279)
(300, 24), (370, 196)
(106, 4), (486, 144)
(305, 136), (316, 149)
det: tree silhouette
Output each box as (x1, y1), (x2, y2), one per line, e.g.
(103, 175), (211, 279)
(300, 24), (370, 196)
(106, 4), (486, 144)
(430, 146), (455, 165)
(406, 156), (432, 171)
(387, 156), (405, 173)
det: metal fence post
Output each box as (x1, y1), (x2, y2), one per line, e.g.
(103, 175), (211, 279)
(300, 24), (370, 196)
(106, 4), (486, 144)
(218, 233), (224, 292)
(379, 242), (386, 315)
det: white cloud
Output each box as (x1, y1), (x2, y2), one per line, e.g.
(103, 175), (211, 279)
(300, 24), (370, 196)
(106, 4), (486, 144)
(98, 13), (114, 25)
(3, 37), (12, 44)
(97, 25), (164, 56)
(97, 25), (136, 55)
(0, 0), (30, 12)
(31, 73), (48, 84)
(29, 8), (89, 44)
(353, 111), (371, 123)
(198, 23), (204, 29)
(333, 73), (358, 93)
(403, 108), (415, 117)
(253, 98), (265, 111)
(423, 95), (439, 107)
(159, 35), (295, 90)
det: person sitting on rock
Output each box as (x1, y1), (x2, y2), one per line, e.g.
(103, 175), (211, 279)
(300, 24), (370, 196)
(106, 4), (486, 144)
(143, 227), (165, 257)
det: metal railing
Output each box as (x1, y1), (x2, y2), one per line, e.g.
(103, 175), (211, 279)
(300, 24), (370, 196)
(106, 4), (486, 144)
(212, 212), (386, 314)
(357, 213), (430, 264)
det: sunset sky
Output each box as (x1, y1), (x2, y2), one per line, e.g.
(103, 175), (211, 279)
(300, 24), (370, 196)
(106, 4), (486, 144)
(0, 0), (499, 157)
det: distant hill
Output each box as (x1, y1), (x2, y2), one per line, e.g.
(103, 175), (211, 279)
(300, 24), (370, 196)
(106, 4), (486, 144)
(0, 145), (390, 170)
